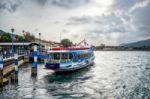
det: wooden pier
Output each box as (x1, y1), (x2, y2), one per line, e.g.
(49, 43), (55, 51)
(1, 55), (25, 85)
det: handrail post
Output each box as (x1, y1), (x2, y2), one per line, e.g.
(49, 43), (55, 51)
(31, 45), (38, 77)
(11, 28), (14, 57)
(11, 53), (18, 82)
(0, 56), (3, 86)
(44, 52), (47, 65)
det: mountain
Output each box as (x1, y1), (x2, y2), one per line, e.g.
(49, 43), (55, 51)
(120, 39), (150, 47)
(0, 30), (5, 36)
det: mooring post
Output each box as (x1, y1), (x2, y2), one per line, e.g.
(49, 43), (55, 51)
(44, 58), (47, 65)
(44, 51), (47, 65)
(31, 45), (38, 77)
(0, 56), (3, 86)
(11, 53), (18, 82)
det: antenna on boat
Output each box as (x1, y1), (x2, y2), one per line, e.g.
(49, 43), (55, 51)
(60, 32), (61, 47)
(59, 32), (61, 62)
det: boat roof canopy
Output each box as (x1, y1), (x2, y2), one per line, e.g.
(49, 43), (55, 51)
(51, 47), (89, 50)
(47, 50), (71, 53)
(47, 49), (92, 54)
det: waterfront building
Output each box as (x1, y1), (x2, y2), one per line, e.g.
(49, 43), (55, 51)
(0, 42), (39, 57)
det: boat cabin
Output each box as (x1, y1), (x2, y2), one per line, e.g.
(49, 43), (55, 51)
(47, 49), (93, 63)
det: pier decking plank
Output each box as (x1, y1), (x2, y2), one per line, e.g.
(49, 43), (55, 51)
(2, 60), (25, 85)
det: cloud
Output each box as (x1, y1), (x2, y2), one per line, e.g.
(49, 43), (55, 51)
(66, 16), (92, 25)
(112, 0), (141, 11)
(0, 0), (150, 45)
(116, 0), (150, 39)
(129, 0), (150, 12)
(66, 15), (105, 26)
(62, 29), (69, 33)
(0, 0), (22, 13)
(53, 21), (60, 24)
(67, 0), (150, 44)
(33, 0), (90, 8)
(0, 2), (6, 10)
(108, 0), (150, 43)
(51, 0), (90, 8)
(72, 34), (79, 38)
(67, 12), (126, 33)
(33, 0), (48, 6)
(132, 3), (150, 31)
(86, 31), (100, 39)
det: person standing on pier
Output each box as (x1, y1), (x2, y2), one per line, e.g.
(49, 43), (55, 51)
(4, 50), (6, 59)
(0, 47), (2, 57)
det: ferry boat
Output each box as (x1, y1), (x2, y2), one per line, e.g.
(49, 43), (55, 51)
(45, 47), (95, 72)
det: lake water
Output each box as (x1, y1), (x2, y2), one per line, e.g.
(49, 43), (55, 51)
(0, 51), (150, 99)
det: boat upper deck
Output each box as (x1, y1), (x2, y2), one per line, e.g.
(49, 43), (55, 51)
(47, 48), (93, 54)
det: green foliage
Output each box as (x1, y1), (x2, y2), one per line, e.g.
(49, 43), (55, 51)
(132, 46), (150, 50)
(0, 31), (35, 42)
(95, 43), (105, 50)
(24, 32), (35, 42)
(61, 39), (73, 47)
(0, 32), (11, 42)
(100, 43), (105, 49)
(18, 36), (24, 42)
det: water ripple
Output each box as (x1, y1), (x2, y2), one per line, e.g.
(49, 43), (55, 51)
(0, 51), (150, 99)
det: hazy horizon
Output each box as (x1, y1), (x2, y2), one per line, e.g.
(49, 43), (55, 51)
(0, 0), (150, 46)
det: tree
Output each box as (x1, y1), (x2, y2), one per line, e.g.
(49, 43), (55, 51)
(14, 35), (19, 42)
(0, 33), (11, 42)
(0, 30), (36, 42)
(61, 39), (73, 47)
(18, 36), (24, 42)
(24, 32), (35, 42)
(96, 43), (105, 50)
(0, 46), (2, 51)
(100, 43), (105, 49)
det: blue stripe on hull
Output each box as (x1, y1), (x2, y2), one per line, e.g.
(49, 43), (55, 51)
(55, 61), (94, 72)
(45, 61), (94, 72)
(45, 63), (60, 69)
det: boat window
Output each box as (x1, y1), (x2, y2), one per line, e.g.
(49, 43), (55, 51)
(48, 53), (53, 59)
(61, 53), (73, 59)
(69, 53), (73, 59)
(48, 53), (73, 60)
(77, 53), (92, 59)
(53, 53), (61, 60)
(61, 53), (68, 59)
(77, 54), (80, 59)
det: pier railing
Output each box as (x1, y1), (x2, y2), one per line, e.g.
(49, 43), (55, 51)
(3, 55), (24, 68)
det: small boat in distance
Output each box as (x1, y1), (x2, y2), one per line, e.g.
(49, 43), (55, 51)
(45, 47), (95, 72)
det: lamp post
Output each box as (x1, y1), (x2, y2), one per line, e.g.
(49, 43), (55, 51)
(11, 28), (14, 57)
(39, 33), (41, 54)
(22, 30), (25, 55)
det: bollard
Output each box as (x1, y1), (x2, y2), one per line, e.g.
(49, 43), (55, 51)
(31, 45), (38, 77)
(44, 57), (47, 65)
(11, 53), (18, 82)
(44, 51), (48, 65)
(0, 56), (3, 86)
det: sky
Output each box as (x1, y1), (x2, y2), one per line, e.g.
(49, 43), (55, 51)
(0, 0), (150, 46)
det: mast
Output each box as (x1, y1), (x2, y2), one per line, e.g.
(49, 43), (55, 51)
(60, 32), (61, 46)
(59, 32), (61, 62)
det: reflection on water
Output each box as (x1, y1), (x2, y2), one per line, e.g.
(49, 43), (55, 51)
(0, 51), (150, 99)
